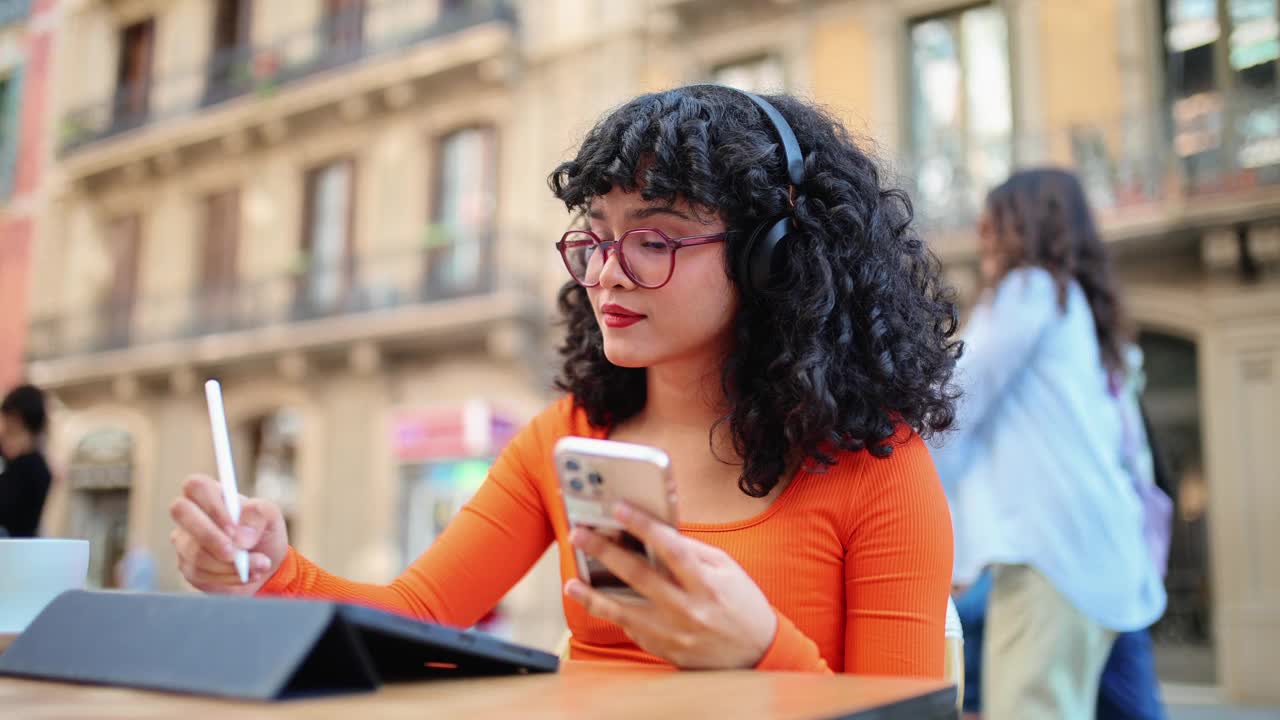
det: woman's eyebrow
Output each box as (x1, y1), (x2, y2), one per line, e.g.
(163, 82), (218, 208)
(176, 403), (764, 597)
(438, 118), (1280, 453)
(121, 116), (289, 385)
(585, 206), (694, 222)
(629, 206), (694, 221)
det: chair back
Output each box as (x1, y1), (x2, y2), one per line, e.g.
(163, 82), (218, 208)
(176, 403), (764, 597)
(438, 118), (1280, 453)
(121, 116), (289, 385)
(944, 596), (965, 713)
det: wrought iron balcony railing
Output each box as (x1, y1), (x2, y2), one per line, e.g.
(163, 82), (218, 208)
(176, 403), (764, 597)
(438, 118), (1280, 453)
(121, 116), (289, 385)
(900, 91), (1280, 236)
(25, 235), (527, 362)
(60, 0), (514, 154)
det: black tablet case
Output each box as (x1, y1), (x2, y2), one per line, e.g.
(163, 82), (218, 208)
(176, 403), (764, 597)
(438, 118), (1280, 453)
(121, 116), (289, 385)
(0, 590), (557, 700)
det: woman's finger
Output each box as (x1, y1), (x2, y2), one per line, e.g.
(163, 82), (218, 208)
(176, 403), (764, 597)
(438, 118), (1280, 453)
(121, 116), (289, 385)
(611, 504), (710, 592)
(174, 524), (271, 578)
(169, 496), (236, 563)
(565, 564), (718, 669)
(191, 546), (272, 576)
(186, 564), (272, 589)
(563, 578), (662, 634)
(179, 546), (272, 588)
(182, 475), (234, 531)
(570, 527), (687, 609)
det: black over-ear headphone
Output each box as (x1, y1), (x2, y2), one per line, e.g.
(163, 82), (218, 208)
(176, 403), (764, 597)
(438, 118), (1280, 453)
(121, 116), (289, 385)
(681, 85), (806, 294)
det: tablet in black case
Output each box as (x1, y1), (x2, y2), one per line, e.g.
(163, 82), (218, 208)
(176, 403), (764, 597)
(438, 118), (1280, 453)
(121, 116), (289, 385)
(0, 590), (558, 701)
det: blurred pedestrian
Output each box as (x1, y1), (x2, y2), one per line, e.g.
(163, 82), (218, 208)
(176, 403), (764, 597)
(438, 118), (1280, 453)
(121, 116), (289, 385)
(114, 546), (157, 592)
(931, 169), (1169, 720)
(0, 384), (53, 538)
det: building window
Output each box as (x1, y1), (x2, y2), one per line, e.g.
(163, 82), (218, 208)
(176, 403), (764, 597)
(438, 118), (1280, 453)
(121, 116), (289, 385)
(710, 55), (786, 93)
(113, 19), (155, 129)
(242, 409), (302, 541)
(299, 159), (356, 315)
(324, 0), (366, 55)
(99, 214), (142, 350)
(1163, 0), (1280, 189)
(68, 428), (134, 590)
(427, 126), (496, 297)
(204, 0), (253, 105)
(197, 189), (241, 331)
(908, 4), (1012, 226)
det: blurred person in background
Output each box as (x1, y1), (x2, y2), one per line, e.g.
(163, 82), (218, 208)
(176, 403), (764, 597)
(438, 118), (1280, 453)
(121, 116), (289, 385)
(931, 169), (1170, 720)
(0, 384), (53, 538)
(952, 352), (1175, 720)
(114, 545), (157, 592)
(953, 569), (992, 719)
(169, 85), (961, 675)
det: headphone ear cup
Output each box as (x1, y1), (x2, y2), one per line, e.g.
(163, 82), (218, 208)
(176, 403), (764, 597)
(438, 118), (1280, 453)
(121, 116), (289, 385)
(743, 216), (792, 294)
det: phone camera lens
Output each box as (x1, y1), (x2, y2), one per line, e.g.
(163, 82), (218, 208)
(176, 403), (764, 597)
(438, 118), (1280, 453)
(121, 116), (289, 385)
(569, 478), (584, 492)
(588, 472), (603, 486)
(565, 459), (580, 472)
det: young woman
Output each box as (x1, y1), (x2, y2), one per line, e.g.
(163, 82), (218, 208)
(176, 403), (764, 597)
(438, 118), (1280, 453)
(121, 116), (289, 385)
(931, 169), (1168, 718)
(169, 86), (960, 675)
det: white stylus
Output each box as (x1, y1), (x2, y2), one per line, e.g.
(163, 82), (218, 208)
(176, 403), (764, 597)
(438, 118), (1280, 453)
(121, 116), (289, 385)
(204, 379), (249, 584)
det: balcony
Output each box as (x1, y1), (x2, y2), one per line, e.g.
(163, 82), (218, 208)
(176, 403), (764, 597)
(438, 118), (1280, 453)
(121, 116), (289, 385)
(903, 92), (1280, 259)
(25, 240), (539, 387)
(58, 0), (515, 173)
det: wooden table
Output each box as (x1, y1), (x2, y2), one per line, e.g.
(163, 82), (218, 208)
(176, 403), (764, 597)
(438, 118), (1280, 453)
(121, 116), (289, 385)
(0, 662), (956, 719)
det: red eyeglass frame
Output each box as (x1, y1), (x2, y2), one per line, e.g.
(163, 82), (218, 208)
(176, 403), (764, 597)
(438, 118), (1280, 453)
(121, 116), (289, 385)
(555, 227), (731, 289)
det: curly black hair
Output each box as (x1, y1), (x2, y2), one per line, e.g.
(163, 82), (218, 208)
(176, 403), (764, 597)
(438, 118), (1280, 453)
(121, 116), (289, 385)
(549, 86), (961, 497)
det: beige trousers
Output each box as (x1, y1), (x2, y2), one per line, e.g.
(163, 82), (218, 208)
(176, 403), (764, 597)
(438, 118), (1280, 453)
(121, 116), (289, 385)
(982, 564), (1116, 720)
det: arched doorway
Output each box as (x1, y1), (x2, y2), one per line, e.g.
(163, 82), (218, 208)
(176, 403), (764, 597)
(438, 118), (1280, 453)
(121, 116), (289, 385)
(1138, 329), (1215, 685)
(67, 428), (134, 589)
(236, 408), (302, 539)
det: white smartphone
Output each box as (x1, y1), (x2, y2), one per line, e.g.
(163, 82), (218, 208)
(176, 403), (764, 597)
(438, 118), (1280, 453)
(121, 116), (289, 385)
(553, 436), (678, 601)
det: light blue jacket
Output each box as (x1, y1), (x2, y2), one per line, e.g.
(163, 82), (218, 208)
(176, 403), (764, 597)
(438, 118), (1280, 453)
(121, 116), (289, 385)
(930, 267), (1166, 632)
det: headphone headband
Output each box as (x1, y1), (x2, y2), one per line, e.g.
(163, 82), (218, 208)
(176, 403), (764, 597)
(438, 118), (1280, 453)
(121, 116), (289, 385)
(737, 90), (806, 188)
(678, 84), (805, 189)
(676, 85), (806, 294)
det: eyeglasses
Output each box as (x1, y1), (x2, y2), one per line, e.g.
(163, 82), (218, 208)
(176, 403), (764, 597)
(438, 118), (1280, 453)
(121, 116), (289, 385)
(556, 228), (730, 289)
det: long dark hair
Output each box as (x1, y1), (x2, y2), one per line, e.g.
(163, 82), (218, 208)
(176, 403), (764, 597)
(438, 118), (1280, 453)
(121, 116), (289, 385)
(548, 86), (961, 497)
(982, 168), (1130, 376)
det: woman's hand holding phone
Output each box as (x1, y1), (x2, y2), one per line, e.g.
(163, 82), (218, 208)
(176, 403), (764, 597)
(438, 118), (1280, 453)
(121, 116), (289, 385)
(564, 502), (778, 670)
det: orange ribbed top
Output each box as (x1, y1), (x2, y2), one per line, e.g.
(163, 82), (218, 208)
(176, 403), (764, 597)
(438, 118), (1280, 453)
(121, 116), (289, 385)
(260, 395), (954, 677)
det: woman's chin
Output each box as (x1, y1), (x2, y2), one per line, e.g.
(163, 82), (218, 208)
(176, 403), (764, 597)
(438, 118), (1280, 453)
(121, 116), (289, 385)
(601, 340), (653, 369)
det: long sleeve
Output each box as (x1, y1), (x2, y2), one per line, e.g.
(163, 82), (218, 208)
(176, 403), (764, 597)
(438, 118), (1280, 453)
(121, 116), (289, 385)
(843, 435), (954, 677)
(930, 267), (1060, 488)
(752, 434), (954, 677)
(754, 609), (831, 672)
(259, 416), (556, 628)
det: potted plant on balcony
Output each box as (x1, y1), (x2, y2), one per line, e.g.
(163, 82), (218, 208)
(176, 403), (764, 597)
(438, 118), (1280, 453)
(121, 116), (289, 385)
(419, 223), (458, 299)
(60, 115), (92, 149)
(421, 222), (454, 250)
(253, 49), (281, 98)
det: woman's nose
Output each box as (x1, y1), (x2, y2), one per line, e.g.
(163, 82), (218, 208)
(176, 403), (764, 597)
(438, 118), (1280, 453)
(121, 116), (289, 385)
(596, 242), (634, 288)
